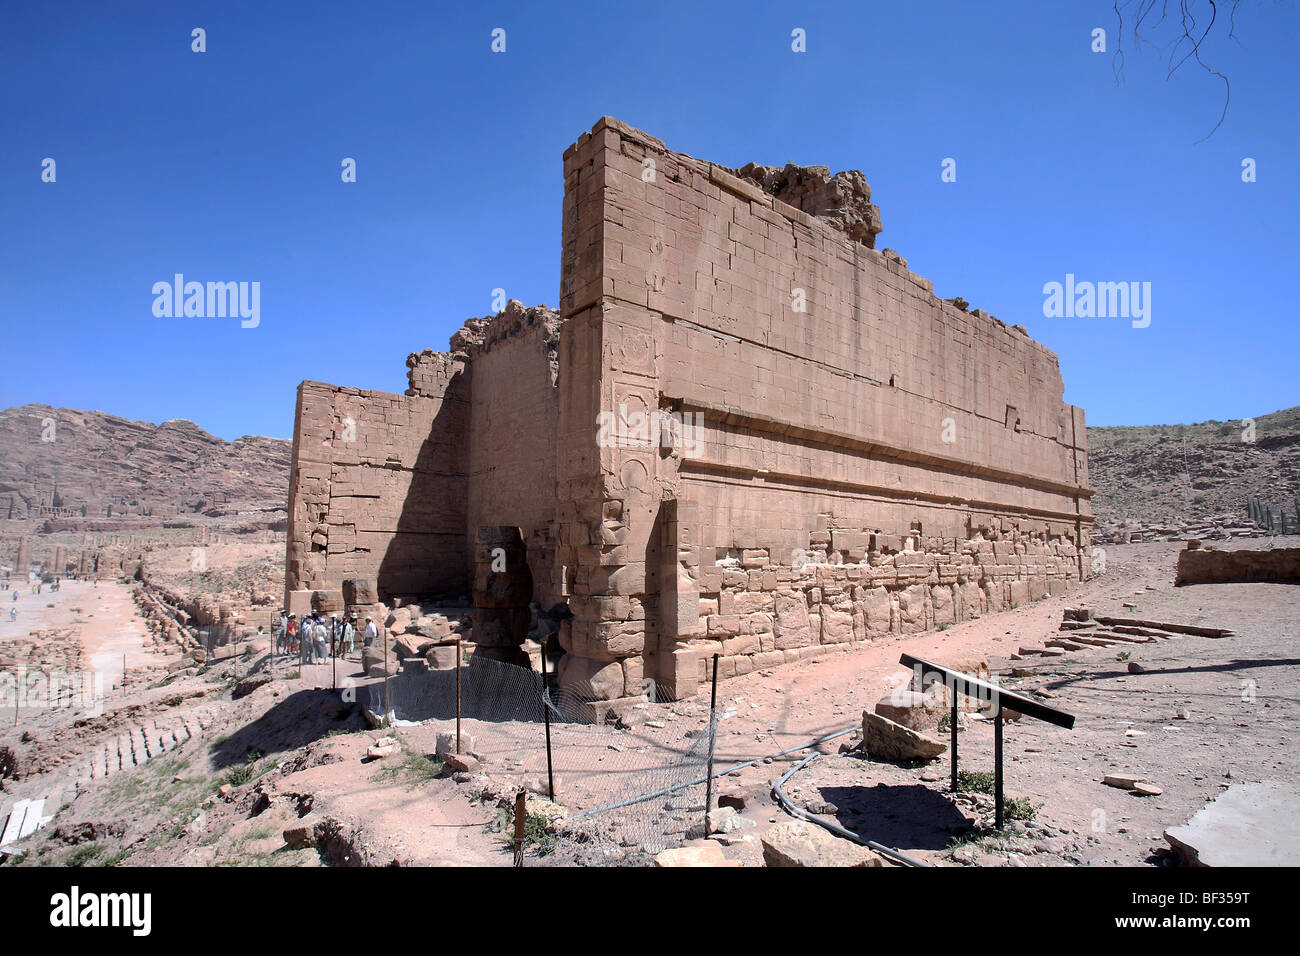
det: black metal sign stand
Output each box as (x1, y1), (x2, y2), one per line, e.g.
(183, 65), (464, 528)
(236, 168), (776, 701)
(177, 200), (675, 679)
(900, 653), (1075, 830)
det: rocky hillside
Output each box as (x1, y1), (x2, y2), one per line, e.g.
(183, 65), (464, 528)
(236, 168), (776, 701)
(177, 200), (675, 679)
(1087, 405), (1300, 541)
(0, 404), (290, 528)
(3, 399), (1296, 548)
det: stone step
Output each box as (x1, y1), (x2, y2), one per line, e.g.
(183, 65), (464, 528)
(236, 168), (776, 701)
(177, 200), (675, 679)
(1068, 635), (1121, 647)
(1092, 630), (1156, 644)
(1045, 638), (1088, 651)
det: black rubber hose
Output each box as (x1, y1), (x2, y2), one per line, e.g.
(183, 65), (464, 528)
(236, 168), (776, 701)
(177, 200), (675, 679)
(772, 751), (931, 868)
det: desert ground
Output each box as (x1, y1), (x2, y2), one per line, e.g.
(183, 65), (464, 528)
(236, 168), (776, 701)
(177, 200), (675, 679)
(2, 533), (1294, 867)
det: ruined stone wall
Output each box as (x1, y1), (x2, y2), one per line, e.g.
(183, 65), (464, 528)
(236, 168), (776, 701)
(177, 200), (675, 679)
(465, 303), (564, 608)
(284, 353), (470, 604)
(1175, 545), (1300, 585)
(553, 117), (1092, 702)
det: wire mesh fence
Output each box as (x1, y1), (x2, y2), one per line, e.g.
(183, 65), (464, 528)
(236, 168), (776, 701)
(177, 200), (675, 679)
(339, 649), (724, 864)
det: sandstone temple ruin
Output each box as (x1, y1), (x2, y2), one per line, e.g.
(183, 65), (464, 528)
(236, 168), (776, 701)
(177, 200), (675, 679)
(285, 117), (1093, 705)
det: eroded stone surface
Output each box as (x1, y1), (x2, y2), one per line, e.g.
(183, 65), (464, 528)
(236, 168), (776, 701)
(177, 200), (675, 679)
(283, 117), (1093, 703)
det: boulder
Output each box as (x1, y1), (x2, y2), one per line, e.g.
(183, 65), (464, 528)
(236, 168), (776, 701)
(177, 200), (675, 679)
(283, 813), (331, 849)
(232, 673), (273, 699)
(908, 654), (991, 712)
(426, 643), (459, 670)
(385, 607), (413, 634)
(436, 731), (478, 757)
(654, 841), (739, 867)
(392, 632), (427, 658)
(442, 752), (480, 774)
(761, 820), (885, 867)
(863, 711), (947, 762)
(707, 806), (748, 834)
(361, 643), (392, 674)
(874, 688), (944, 732)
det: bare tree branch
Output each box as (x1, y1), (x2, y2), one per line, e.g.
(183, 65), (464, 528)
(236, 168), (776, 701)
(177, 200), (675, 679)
(1110, 0), (1244, 141)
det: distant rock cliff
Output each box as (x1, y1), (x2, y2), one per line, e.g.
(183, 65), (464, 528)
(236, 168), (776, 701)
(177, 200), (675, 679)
(0, 404), (290, 529)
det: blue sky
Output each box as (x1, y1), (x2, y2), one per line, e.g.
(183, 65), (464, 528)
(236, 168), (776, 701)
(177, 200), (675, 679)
(2, 1), (1296, 440)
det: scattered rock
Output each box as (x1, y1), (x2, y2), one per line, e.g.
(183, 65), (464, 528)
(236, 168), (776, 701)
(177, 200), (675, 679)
(707, 806), (747, 834)
(654, 841), (738, 867)
(952, 845), (979, 864)
(442, 751), (480, 774)
(436, 731), (478, 757)
(232, 672), (273, 699)
(862, 710), (947, 762)
(761, 820), (885, 867)
(874, 689), (943, 732)
(1102, 774), (1144, 790)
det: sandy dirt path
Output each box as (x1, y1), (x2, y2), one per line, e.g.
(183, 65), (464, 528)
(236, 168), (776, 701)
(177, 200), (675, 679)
(0, 578), (155, 687)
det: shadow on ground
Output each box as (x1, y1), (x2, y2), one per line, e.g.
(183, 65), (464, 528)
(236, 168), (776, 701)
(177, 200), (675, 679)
(818, 782), (970, 851)
(209, 688), (365, 769)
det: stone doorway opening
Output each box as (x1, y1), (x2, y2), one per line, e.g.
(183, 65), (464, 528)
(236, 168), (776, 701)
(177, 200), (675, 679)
(472, 526), (533, 668)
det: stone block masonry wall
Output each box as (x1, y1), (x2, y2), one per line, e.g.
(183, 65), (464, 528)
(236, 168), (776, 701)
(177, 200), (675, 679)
(554, 117), (1092, 702)
(689, 531), (1077, 683)
(464, 302), (564, 608)
(284, 352), (470, 604)
(1175, 545), (1300, 585)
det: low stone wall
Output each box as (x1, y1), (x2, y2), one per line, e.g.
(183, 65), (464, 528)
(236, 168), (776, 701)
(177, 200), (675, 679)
(1175, 546), (1300, 585)
(683, 529), (1076, 684)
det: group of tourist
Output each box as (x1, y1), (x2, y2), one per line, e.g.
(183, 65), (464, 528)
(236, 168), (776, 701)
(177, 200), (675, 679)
(270, 611), (379, 664)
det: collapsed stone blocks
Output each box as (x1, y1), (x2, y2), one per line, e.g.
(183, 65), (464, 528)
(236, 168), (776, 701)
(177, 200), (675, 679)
(284, 117), (1093, 705)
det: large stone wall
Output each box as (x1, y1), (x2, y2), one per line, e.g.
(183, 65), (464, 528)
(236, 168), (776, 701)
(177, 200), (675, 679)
(464, 303), (564, 608)
(553, 117), (1092, 702)
(283, 116), (1093, 705)
(283, 303), (565, 609)
(284, 353), (471, 603)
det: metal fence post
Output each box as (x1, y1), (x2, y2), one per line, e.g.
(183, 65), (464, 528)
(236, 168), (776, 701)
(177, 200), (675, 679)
(704, 653), (719, 830)
(541, 643), (554, 800)
(513, 790), (527, 866)
(994, 707), (1004, 829)
(950, 700), (959, 792)
(455, 638), (462, 754)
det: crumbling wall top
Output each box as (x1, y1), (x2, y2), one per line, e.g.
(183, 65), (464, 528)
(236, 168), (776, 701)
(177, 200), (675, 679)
(449, 300), (563, 359)
(735, 162), (882, 249)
